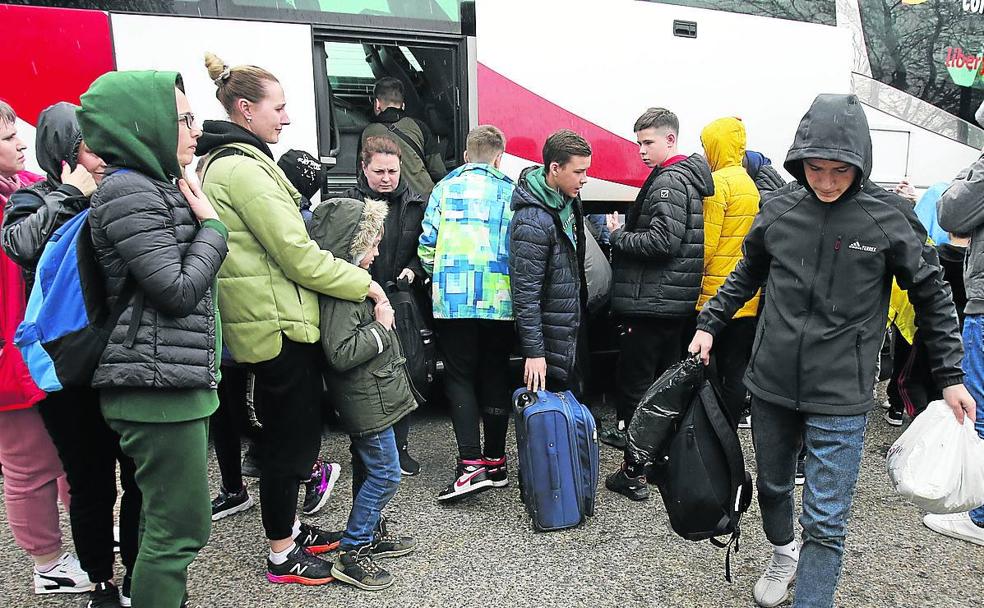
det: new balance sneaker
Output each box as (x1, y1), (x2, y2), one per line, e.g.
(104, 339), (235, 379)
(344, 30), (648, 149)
(302, 461), (340, 516)
(599, 420), (627, 449)
(266, 544), (334, 586)
(399, 443), (421, 476)
(605, 464), (649, 501)
(753, 550), (798, 607)
(296, 522), (343, 554)
(87, 581), (122, 608)
(211, 485), (255, 521)
(482, 455), (509, 488)
(794, 458), (806, 486)
(884, 407), (904, 427)
(371, 517), (417, 559)
(436, 459), (493, 502)
(34, 552), (92, 594)
(923, 512), (984, 546)
(331, 545), (394, 591)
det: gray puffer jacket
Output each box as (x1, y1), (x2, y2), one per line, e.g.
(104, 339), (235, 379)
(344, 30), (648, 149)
(610, 154), (712, 318)
(88, 168), (228, 389)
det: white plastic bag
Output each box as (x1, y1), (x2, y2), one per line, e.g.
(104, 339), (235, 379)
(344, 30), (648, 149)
(886, 400), (984, 514)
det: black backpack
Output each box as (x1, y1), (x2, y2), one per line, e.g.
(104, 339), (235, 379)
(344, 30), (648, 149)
(648, 369), (753, 581)
(387, 280), (435, 404)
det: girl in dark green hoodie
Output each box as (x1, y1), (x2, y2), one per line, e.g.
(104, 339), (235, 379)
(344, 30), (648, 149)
(79, 70), (229, 608)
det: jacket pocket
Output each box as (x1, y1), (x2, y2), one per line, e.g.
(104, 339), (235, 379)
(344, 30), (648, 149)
(855, 331), (864, 399)
(750, 317), (766, 368)
(371, 356), (409, 414)
(826, 236), (842, 300)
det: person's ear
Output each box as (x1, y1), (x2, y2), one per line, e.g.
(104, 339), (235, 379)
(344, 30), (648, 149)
(463, 150), (470, 163)
(666, 132), (676, 146)
(493, 152), (503, 169)
(237, 99), (252, 122)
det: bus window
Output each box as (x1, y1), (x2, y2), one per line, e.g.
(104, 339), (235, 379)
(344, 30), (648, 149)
(221, 0), (463, 26)
(858, 0), (984, 126)
(3, 0), (215, 15)
(642, 0), (836, 25)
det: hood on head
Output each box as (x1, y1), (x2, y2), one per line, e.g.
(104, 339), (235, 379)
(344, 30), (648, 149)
(77, 71), (183, 182)
(310, 197), (388, 262)
(700, 117), (746, 172)
(662, 154), (715, 198)
(35, 102), (82, 185)
(744, 150), (770, 178)
(198, 119), (274, 159)
(784, 94), (871, 199)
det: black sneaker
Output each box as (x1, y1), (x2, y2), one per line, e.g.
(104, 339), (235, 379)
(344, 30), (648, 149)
(399, 443), (421, 476)
(884, 407), (904, 427)
(436, 459), (493, 502)
(302, 460), (340, 516)
(795, 458), (806, 486)
(87, 582), (121, 608)
(331, 545), (394, 591)
(119, 575), (131, 607)
(482, 455), (509, 488)
(297, 522), (343, 555)
(266, 544), (334, 586)
(211, 485), (255, 521)
(605, 465), (650, 501)
(371, 517), (416, 559)
(599, 423), (627, 449)
(241, 445), (261, 479)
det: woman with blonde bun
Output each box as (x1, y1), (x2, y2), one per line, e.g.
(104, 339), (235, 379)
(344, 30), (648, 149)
(197, 52), (390, 585)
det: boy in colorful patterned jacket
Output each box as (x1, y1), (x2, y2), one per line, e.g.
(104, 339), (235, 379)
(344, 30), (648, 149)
(418, 125), (517, 502)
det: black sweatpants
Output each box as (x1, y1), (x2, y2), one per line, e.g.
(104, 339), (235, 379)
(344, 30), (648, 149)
(435, 319), (515, 461)
(212, 365), (262, 493)
(887, 331), (939, 417)
(37, 387), (140, 583)
(249, 338), (324, 540)
(713, 316), (758, 426)
(614, 317), (687, 424)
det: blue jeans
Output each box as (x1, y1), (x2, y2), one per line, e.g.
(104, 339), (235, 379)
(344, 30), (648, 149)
(752, 397), (867, 608)
(341, 427), (401, 549)
(960, 315), (984, 525)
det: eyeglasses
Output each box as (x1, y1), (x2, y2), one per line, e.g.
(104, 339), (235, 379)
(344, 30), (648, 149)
(177, 112), (197, 130)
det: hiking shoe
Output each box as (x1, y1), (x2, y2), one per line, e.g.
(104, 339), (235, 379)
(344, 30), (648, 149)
(794, 458), (806, 486)
(599, 423), (627, 449)
(241, 445), (261, 478)
(34, 552), (92, 594)
(883, 408), (904, 426)
(483, 455), (509, 487)
(605, 465), (650, 501)
(297, 522), (343, 554)
(119, 575), (131, 607)
(211, 485), (255, 521)
(331, 545), (394, 591)
(87, 582), (121, 608)
(923, 512), (984, 546)
(371, 517), (417, 559)
(302, 460), (340, 516)
(399, 443), (421, 476)
(437, 459), (493, 502)
(266, 544), (334, 586)
(753, 551), (798, 607)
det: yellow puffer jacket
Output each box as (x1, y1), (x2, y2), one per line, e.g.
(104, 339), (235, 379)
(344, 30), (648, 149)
(697, 117), (761, 318)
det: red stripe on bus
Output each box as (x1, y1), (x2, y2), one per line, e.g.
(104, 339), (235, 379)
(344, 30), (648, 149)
(2, 4), (115, 125)
(477, 63), (649, 188)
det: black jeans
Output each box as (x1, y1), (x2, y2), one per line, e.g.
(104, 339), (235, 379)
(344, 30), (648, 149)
(713, 316), (757, 426)
(614, 317), (686, 424)
(212, 365), (262, 493)
(249, 338), (324, 540)
(37, 387), (140, 583)
(435, 319), (515, 461)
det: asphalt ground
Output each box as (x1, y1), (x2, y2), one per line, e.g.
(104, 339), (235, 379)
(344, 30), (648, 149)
(1, 384), (982, 608)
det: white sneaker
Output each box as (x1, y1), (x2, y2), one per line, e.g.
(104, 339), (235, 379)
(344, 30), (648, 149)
(753, 551), (798, 607)
(33, 552), (92, 594)
(923, 512), (984, 546)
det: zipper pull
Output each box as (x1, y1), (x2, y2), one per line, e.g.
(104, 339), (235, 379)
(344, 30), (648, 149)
(834, 236), (842, 251)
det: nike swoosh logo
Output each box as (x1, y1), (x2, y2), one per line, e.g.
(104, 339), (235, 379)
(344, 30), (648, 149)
(454, 469), (485, 489)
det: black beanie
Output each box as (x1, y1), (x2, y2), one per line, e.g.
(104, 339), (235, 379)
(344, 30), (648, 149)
(278, 149), (325, 200)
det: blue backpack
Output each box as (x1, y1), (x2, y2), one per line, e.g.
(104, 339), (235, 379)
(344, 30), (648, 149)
(14, 209), (133, 392)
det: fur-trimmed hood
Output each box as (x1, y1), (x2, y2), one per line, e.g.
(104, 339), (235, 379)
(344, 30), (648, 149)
(308, 197), (388, 263)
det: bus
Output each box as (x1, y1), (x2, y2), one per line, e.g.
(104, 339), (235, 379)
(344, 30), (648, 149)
(3, 0), (983, 203)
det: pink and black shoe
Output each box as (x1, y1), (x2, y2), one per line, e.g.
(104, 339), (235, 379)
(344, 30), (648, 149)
(436, 458), (493, 502)
(482, 455), (509, 488)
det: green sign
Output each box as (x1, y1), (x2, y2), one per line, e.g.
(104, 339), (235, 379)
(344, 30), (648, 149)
(945, 46), (984, 89)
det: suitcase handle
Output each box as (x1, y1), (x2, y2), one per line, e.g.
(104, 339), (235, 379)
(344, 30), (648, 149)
(547, 442), (561, 491)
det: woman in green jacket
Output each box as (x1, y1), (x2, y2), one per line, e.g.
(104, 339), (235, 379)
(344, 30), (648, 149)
(197, 52), (388, 585)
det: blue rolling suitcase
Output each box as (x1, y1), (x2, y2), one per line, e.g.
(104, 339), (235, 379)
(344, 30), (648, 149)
(513, 389), (600, 531)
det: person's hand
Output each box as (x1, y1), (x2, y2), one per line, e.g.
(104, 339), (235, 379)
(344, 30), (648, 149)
(942, 383), (976, 425)
(524, 357), (547, 392)
(61, 161), (97, 197)
(688, 330), (714, 366)
(894, 179), (917, 202)
(367, 280), (386, 303)
(606, 212), (621, 234)
(398, 268), (415, 283)
(374, 300), (395, 330)
(178, 178), (219, 222)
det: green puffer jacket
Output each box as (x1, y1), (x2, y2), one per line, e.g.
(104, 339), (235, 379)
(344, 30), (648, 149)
(199, 120), (370, 364)
(310, 197), (416, 437)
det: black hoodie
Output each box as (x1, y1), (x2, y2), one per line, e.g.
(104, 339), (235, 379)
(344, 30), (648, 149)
(697, 94), (963, 415)
(1, 102), (89, 293)
(197, 119), (274, 160)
